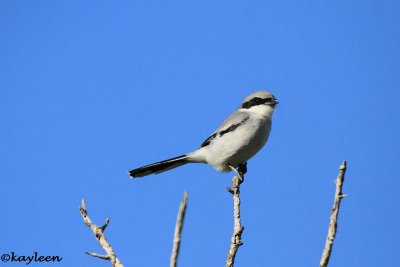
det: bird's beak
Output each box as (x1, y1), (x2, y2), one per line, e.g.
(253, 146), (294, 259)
(273, 99), (279, 106)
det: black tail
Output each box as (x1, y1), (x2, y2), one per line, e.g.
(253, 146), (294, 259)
(128, 155), (189, 178)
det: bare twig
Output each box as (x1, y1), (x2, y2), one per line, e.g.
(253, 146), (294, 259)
(320, 161), (348, 267)
(79, 199), (124, 267)
(85, 251), (110, 260)
(226, 163), (247, 267)
(170, 192), (189, 267)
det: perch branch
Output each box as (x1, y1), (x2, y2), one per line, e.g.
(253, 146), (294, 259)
(170, 191), (188, 267)
(319, 161), (348, 267)
(225, 163), (247, 267)
(79, 199), (124, 267)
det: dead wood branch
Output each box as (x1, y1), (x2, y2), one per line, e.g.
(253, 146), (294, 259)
(170, 191), (188, 267)
(226, 163), (247, 267)
(79, 199), (124, 267)
(320, 161), (348, 267)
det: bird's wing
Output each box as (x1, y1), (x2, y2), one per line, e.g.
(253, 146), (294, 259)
(200, 111), (249, 148)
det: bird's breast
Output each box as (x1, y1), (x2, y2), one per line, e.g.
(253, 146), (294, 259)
(203, 116), (271, 171)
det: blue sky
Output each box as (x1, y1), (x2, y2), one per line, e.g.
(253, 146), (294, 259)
(1, 1), (399, 266)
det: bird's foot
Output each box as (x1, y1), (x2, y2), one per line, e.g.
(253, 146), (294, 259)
(228, 162), (247, 183)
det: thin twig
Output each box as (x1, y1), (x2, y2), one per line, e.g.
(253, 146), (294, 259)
(170, 192), (189, 267)
(79, 199), (124, 267)
(226, 163), (247, 267)
(320, 161), (348, 267)
(85, 251), (110, 260)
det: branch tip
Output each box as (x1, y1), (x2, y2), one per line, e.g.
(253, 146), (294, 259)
(85, 251), (109, 260)
(80, 199), (86, 210)
(340, 161), (347, 169)
(226, 187), (234, 194)
(101, 218), (110, 231)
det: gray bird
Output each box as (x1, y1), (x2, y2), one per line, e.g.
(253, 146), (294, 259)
(129, 91), (278, 178)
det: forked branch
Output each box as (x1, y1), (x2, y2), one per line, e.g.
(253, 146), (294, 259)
(79, 199), (124, 267)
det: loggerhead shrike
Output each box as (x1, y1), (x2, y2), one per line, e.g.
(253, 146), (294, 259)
(128, 91), (278, 178)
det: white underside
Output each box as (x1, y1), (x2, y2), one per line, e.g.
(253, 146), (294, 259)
(188, 105), (274, 172)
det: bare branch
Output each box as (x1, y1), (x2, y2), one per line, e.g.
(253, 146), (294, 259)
(170, 192), (189, 267)
(320, 161), (348, 267)
(79, 199), (124, 267)
(226, 163), (247, 267)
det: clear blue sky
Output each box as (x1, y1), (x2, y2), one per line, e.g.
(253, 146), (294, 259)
(1, 1), (399, 266)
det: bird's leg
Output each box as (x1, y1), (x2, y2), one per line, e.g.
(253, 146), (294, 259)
(237, 162), (247, 176)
